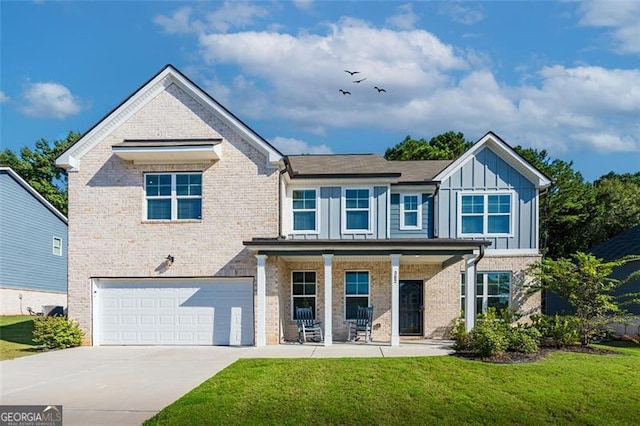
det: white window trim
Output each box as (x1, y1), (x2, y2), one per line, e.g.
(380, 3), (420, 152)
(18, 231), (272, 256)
(143, 172), (202, 221)
(344, 270), (370, 321)
(289, 187), (320, 235)
(456, 190), (515, 237)
(52, 237), (62, 256)
(291, 270), (317, 321)
(341, 187), (374, 235)
(399, 193), (422, 230)
(461, 271), (512, 314)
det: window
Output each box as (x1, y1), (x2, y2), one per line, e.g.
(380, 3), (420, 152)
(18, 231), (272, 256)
(145, 173), (202, 220)
(292, 271), (316, 320)
(345, 271), (370, 320)
(292, 189), (317, 232)
(400, 194), (422, 230)
(52, 237), (62, 256)
(460, 193), (512, 236)
(461, 272), (511, 315)
(343, 188), (371, 233)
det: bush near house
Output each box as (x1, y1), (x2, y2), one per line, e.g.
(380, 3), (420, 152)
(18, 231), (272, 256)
(32, 316), (84, 349)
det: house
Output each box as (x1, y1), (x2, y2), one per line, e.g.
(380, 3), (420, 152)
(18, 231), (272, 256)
(0, 167), (67, 315)
(56, 65), (550, 346)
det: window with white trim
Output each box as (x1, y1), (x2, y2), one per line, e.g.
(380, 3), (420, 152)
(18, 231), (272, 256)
(345, 271), (370, 320)
(292, 271), (317, 320)
(52, 237), (62, 256)
(460, 193), (512, 235)
(400, 194), (422, 230)
(461, 272), (511, 315)
(145, 173), (202, 220)
(292, 189), (317, 232)
(343, 188), (371, 232)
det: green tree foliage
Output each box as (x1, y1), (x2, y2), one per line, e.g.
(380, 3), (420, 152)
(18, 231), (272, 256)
(528, 252), (640, 344)
(0, 132), (79, 216)
(590, 173), (640, 244)
(384, 131), (473, 160)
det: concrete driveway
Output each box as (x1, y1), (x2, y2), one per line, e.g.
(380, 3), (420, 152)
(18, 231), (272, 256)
(0, 346), (252, 425)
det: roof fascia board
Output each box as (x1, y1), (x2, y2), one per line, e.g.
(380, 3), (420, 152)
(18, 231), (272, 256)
(284, 176), (399, 186)
(434, 132), (551, 189)
(0, 167), (68, 224)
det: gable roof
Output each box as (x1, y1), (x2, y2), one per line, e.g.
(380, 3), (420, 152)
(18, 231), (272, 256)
(433, 131), (552, 189)
(56, 64), (283, 171)
(0, 167), (68, 224)
(591, 225), (640, 260)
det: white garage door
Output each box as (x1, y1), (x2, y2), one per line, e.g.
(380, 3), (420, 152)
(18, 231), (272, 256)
(96, 278), (254, 346)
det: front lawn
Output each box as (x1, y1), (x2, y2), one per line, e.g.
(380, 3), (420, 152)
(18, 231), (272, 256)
(0, 316), (38, 360)
(146, 342), (640, 425)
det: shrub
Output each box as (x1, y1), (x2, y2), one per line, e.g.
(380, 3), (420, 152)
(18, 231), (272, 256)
(468, 310), (510, 357)
(33, 316), (84, 349)
(451, 318), (472, 351)
(508, 326), (541, 353)
(531, 314), (580, 348)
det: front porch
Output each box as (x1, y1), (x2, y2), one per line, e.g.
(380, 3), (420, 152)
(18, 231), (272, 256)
(245, 238), (491, 347)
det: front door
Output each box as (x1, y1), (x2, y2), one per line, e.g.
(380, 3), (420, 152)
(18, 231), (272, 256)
(399, 280), (424, 335)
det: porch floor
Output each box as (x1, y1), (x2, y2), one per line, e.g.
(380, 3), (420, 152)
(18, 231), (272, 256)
(245, 339), (454, 358)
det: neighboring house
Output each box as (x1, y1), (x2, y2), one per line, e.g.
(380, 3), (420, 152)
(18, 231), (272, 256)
(0, 167), (68, 314)
(56, 65), (550, 347)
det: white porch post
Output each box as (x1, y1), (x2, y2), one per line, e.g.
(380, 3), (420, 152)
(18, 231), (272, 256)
(390, 254), (401, 347)
(464, 254), (477, 332)
(256, 254), (267, 347)
(323, 254), (333, 346)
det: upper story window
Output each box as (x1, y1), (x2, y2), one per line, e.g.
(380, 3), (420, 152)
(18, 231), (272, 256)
(459, 192), (512, 236)
(292, 189), (318, 232)
(343, 188), (372, 233)
(52, 237), (62, 256)
(400, 194), (422, 230)
(145, 173), (202, 221)
(292, 271), (317, 320)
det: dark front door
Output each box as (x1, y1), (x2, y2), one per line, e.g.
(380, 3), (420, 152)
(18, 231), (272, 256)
(399, 280), (424, 335)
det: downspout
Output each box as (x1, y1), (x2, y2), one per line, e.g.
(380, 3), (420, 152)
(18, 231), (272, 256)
(278, 168), (287, 238)
(432, 183), (440, 238)
(474, 244), (485, 267)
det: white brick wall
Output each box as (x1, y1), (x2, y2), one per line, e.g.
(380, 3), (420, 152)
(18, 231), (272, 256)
(67, 84), (278, 344)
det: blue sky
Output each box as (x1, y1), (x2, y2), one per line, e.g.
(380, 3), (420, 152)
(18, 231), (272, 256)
(1, 0), (638, 181)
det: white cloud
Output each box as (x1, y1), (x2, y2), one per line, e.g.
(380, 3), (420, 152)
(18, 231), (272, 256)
(439, 2), (484, 25)
(271, 136), (333, 154)
(577, 0), (640, 53)
(21, 82), (83, 119)
(154, 2), (268, 34)
(386, 3), (419, 30)
(0, 91), (9, 103)
(154, 7), (197, 34)
(292, 0), (314, 11)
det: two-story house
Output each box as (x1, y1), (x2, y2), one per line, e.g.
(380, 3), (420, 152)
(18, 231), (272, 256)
(57, 65), (550, 347)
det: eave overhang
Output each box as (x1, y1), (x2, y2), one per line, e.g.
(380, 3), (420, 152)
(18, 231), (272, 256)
(112, 139), (221, 164)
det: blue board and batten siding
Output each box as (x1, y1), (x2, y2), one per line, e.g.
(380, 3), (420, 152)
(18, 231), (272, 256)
(288, 186), (388, 239)
(390, 194), (433, 238)
(437, 147), (538, 250)
(0, 171), (67, 293)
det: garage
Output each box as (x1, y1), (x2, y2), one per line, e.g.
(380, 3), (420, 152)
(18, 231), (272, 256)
(94, 278), (254, 346)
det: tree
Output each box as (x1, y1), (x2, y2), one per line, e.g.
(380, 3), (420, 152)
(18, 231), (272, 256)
(527, 252), (640, 344)
(590, 174), (640, 244)
(0, 132), (80, 216)
(384, 131), (473, 161)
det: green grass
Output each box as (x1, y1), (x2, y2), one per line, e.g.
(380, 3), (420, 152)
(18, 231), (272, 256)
(146, 342), (640, 426)
(0, 316), (38, 360)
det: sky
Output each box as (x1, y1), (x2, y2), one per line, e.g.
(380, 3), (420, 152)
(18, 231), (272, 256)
(1, 0), (638, 182)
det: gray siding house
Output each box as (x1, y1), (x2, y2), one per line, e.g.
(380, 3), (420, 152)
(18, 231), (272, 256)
(0, 167), (68, 314)
(57, 65), (550, 347)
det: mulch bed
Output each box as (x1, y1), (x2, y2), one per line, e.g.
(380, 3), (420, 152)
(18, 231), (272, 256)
(454, 345), (620, 364)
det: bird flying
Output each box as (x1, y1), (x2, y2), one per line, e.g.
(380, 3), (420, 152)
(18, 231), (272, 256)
(374, 86), (386, 93)
(353, 78), (367, 83)
(344, 70), (360, 75)
(339, 89), (351, 95)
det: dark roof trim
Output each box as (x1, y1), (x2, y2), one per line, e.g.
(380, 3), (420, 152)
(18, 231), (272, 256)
(244, 238), (491, 248)
(254, 249), (476, 257)
(289, 172), (402, 179)
(114, 139), (222, 148)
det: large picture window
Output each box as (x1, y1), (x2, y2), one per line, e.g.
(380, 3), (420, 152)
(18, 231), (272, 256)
(460, 193), (512, 236)
(292, 189), (317, 232)
(145, 173), (202, 220)
(292, 271), (317, 320)
(400, 194), (422, 230)
(461, 272), (511, 315)
(343, 188), (371, 233)
(345, 271), (370, 320)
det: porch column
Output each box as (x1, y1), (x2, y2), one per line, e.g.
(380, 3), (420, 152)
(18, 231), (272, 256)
(390, 254), (401, 347)
(256, 254), (267, 347)
(323, 254), (333, 346)
(464, 254), (477, 332)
